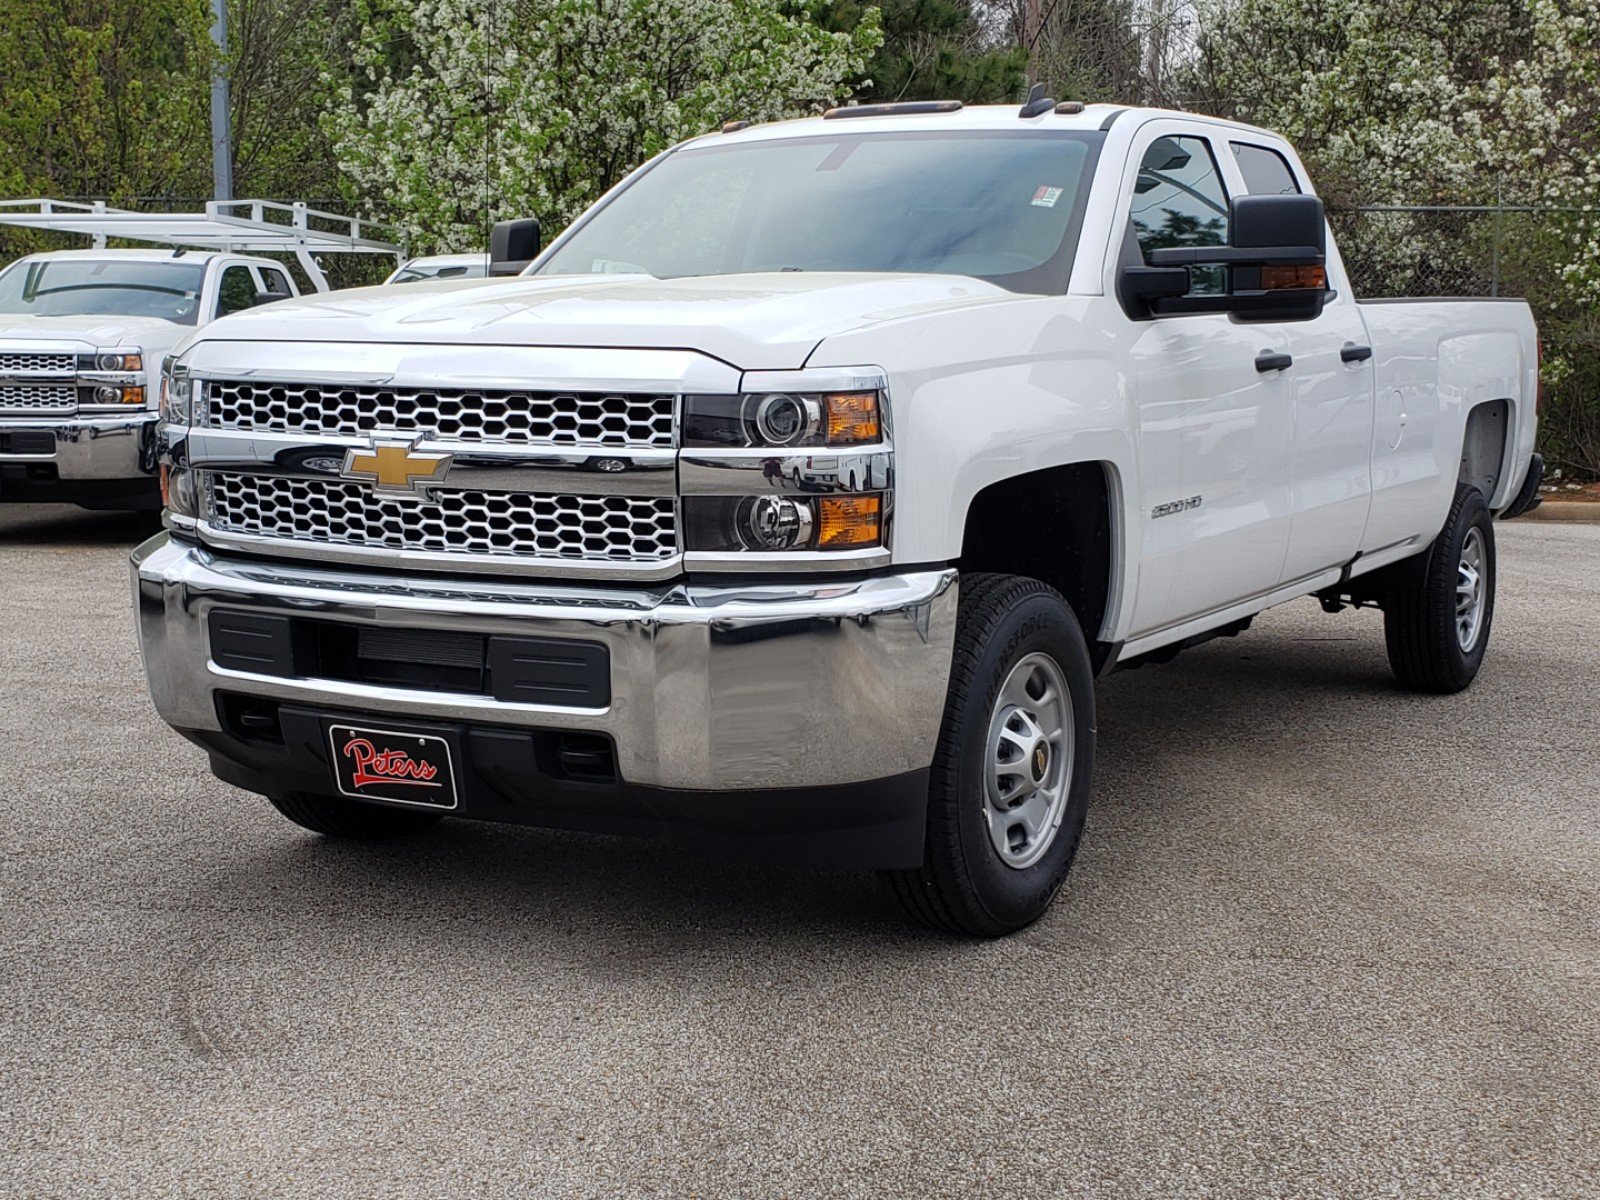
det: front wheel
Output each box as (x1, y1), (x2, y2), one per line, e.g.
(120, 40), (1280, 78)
(1383, 485), (1496, 693)
(884, 573), (1096, 937)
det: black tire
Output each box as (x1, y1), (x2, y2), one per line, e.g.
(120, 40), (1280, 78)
(884, 573), (1096, 938)
(267, 791), (446, 840)
(1383, 485), (1496, 694)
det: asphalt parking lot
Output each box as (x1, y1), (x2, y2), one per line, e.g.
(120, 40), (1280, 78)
(1, 504), (1596, 1199)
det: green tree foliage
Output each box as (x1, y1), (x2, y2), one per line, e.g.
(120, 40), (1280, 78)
(1188, 0), (1600, 475)
(1004, 0), (1144, 103)
(325, 0), (883, 253)
(226, 0), (351, 201)
(817, 0), (1025, 103)
(0, 0), (215, 200)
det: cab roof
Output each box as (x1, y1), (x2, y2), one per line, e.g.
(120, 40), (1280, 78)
(694, 103), (1285, 149)
(13, 248), (238, 266)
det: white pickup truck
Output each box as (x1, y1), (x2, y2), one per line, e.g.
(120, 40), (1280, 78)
(0, 248), (299, 518)
(133, 102), (1542, 936)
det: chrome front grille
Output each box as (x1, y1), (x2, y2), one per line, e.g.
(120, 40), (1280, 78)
(0, 384), (76, 413)
(205, 381), (676, 449)
(206, 473), (679, 563)
(0, 352), (75, 375)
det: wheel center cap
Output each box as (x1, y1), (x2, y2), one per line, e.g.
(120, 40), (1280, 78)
(1031, 742), (1049, 783)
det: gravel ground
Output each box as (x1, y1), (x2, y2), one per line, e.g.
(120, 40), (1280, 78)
(1, 504), (1596, 1199)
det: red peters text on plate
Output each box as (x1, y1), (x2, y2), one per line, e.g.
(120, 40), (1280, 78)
(342, 737), (441, 789)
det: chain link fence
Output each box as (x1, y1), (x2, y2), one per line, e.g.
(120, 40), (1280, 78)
(1329, 204), (1583, 299)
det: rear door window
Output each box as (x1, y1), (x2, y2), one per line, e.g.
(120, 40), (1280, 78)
(1231, 142), (1301, 195)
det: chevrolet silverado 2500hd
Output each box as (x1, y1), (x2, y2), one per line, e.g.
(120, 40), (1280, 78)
(132, 103), (1543, 936)
(0, 249), (300, 516)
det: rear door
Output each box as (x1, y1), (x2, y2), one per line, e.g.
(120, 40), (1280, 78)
(1224, 140), (1377, 584)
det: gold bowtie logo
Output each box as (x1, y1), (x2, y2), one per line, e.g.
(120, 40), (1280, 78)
(341, 440), (452, 498)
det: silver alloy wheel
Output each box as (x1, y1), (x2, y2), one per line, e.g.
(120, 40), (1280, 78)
(983, 652), (1074, 871)
(1456, 525), (1488, 652)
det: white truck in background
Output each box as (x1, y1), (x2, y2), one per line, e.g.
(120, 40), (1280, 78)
(0, 199), (400, 521)
(133, 103), (1543, 936)
(0, 249), (300, 517)
(385, 253), (491, 284)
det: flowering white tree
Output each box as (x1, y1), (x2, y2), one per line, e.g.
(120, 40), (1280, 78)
(1190, 0), (1600, 290)
(325, 0), (882, 251)
(1189, 0), (1600, 473)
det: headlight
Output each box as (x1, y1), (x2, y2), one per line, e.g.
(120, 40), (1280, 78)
(684, 390), (882, 448)
(161, 464), (197, 519)
(77, 346), (147, 407)
(78, 350), (144, 372)
(159, 358), (195, 424)
(685, 494), (881, 552)
(81, 383), (146, 406)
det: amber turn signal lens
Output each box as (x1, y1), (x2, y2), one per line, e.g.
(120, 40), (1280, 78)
(824, 391), (880, 445)
(1262, 264), (1327, 290)
(817, 495), (881, 548)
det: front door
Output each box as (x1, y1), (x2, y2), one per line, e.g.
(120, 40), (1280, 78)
(1121, 127), (1294, 636)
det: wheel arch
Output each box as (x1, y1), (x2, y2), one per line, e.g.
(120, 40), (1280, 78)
(955, 460), (1126, 673)
(1459, 396), (1515, 507)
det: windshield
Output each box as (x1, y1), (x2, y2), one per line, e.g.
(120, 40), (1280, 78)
(390, 261), (488, 284)
(537, 130), (1103, 294)
(0, 258), (206, 324)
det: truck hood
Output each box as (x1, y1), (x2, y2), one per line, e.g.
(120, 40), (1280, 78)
(0, 313), (190, 351)
(197, 272), (1020, 369)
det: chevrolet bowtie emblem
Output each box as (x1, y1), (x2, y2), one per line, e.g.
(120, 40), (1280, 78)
(341, 440), (452, 498)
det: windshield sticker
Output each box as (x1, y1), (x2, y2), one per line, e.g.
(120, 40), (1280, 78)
(1031, 185), (1064, 208)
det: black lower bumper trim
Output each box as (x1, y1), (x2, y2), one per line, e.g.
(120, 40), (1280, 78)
(205, 608), (612, 706)
(184, 695), (929, 870)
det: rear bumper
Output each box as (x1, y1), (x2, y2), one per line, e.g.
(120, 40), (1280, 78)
(0, 412), (159, 505)
(132, 536), (958, 866)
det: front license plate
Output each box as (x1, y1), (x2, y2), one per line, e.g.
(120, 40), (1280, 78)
(327, 722), (459, 809)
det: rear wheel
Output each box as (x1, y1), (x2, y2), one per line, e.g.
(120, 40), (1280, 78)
(1383, 485), (1496, 693)
(268, 791), (445, 840)
(884, 573), (1096, 937)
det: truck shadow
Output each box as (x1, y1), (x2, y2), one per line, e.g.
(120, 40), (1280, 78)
(186, 620), (1405, 958)
(0, 504), (152, 546)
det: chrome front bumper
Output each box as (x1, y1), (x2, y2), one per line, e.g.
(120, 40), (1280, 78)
(132, 535), (958, 791)
(0, 411), (158, 480)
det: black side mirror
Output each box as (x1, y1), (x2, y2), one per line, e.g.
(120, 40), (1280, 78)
(253, 290), (292, 306)
(489, 218), (541, 276)
(1124, 193), (1329, 322)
